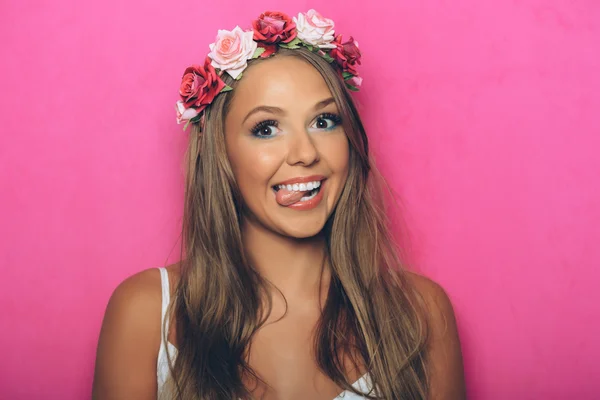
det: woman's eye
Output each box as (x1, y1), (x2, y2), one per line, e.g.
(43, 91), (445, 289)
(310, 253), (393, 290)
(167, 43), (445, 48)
(251, 120), (279, 138)
(311, 114), (342, 130)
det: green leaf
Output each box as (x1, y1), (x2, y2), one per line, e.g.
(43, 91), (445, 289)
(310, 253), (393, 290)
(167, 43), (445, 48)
(342, 71), (354, 80)
(321, 52), (335, 63)
(286, 37), (302, 47)
(235, 72), (243, 80)
(183, 120), (191, 131)
(190, 114), (202, 124)
(279, 43), (300, 49)
(346, 83), (359, 92)
(220, 85), (233, 93)
(252, 47), (266, 59)
(305, 44), (314, 52)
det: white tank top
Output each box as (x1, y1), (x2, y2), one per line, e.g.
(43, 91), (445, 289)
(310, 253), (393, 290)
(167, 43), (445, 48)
(156, 267), (374, 399)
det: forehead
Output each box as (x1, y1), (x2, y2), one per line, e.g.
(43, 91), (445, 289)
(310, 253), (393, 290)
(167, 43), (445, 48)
(229, 56), (334, 112)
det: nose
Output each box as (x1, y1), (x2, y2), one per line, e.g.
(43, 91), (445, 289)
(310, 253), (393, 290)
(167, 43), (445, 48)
(286, 127), (319, 166)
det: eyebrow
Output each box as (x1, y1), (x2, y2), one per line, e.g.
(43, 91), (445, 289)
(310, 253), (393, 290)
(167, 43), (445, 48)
(314, 97), (336, 110)
(242, 106), (284, 124)
(241, 97), (337, 124)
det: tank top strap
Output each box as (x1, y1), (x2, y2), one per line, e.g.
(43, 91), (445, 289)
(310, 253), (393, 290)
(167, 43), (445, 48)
(157, 267), (171, 341)
(156, 267), (174, 393)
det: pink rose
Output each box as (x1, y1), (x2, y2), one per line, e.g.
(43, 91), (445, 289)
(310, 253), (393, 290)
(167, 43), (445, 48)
(293, 9), (336, 49)
(208, 26), (257, 79)
(331, 35), (362, 75)
(347, 75), (363, 90)
(252, 11), (296, 44)
(176, 100), (199, 124)
(178, 57), (226, 116)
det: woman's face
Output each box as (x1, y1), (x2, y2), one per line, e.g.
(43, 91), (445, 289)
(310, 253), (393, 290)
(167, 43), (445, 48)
(224, 56), (350, 238)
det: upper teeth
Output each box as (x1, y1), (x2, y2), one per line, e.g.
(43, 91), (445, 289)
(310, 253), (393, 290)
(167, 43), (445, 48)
(278, 180), (321, 191)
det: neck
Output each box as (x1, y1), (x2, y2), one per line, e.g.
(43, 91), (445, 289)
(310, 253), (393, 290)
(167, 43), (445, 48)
(241, 217), (329, 299)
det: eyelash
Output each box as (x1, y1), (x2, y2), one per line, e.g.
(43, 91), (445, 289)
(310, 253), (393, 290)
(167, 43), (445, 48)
(250, 113), (343, 138)
(251, 119), (279, 138)
(315, 113), (342, 130)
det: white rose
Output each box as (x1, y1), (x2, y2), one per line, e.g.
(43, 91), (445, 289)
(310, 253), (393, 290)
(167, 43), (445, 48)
(208, 26), (257, 79)
(175, 100), (198, 124)
(293, 9), (336, 49)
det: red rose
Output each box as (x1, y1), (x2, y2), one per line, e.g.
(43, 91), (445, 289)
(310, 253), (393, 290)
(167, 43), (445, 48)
(179, 57), (226, 113)
(252, 11), (296, 44)
(331, 35), (362, 75)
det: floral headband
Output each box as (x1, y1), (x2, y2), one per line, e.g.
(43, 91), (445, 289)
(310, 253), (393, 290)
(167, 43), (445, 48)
(176, 9), (362, 129)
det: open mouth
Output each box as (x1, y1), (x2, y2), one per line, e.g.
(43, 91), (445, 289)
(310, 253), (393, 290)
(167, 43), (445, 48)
(273, 179), (325, 207)
(272, 179), (323, 201)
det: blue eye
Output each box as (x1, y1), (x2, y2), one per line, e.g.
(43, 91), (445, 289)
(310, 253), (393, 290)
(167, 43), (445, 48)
(311, 113), (342, 131)
(251, 120), (279, 138)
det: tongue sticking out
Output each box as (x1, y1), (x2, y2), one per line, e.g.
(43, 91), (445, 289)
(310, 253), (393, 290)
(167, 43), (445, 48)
(275, 188), (311, 206)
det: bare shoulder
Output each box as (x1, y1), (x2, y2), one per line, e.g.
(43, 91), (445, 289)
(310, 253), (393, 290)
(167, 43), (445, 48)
(92, 265), (177, 399)
(110, 267), (163, 309)
(404, 271), (467, 400)
(99, 268), (164, 343)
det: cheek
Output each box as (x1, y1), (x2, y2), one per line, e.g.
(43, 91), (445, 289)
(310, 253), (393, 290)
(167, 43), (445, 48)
(227, 142), (283, 201)
(323, 133), (350, 177)
(323, 134), (350, 205)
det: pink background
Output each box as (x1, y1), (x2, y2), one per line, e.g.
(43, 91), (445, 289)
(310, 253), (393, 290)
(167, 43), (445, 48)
(1, 0), (599, 398)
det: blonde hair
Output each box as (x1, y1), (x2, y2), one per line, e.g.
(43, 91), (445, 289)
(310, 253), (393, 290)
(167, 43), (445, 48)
(165, 47), (430, 399)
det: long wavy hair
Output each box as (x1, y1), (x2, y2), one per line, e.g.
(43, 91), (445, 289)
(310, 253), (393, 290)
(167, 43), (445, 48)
(163, 47), (430, 399)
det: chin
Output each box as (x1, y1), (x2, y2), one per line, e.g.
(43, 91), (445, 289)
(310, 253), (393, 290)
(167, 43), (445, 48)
(280, 226), (323, 239)
(275, 216), (328, 239)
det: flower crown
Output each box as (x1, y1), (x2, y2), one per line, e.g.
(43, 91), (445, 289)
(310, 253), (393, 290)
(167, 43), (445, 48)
(176, 9), (362, 129)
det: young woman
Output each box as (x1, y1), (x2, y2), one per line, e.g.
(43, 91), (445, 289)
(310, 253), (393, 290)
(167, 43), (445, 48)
(93, 10), (465, 400)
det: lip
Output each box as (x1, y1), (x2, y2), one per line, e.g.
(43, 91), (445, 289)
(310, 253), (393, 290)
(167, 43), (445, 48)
(273, 174), (326, 187)
(286, 180), (326, 211)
